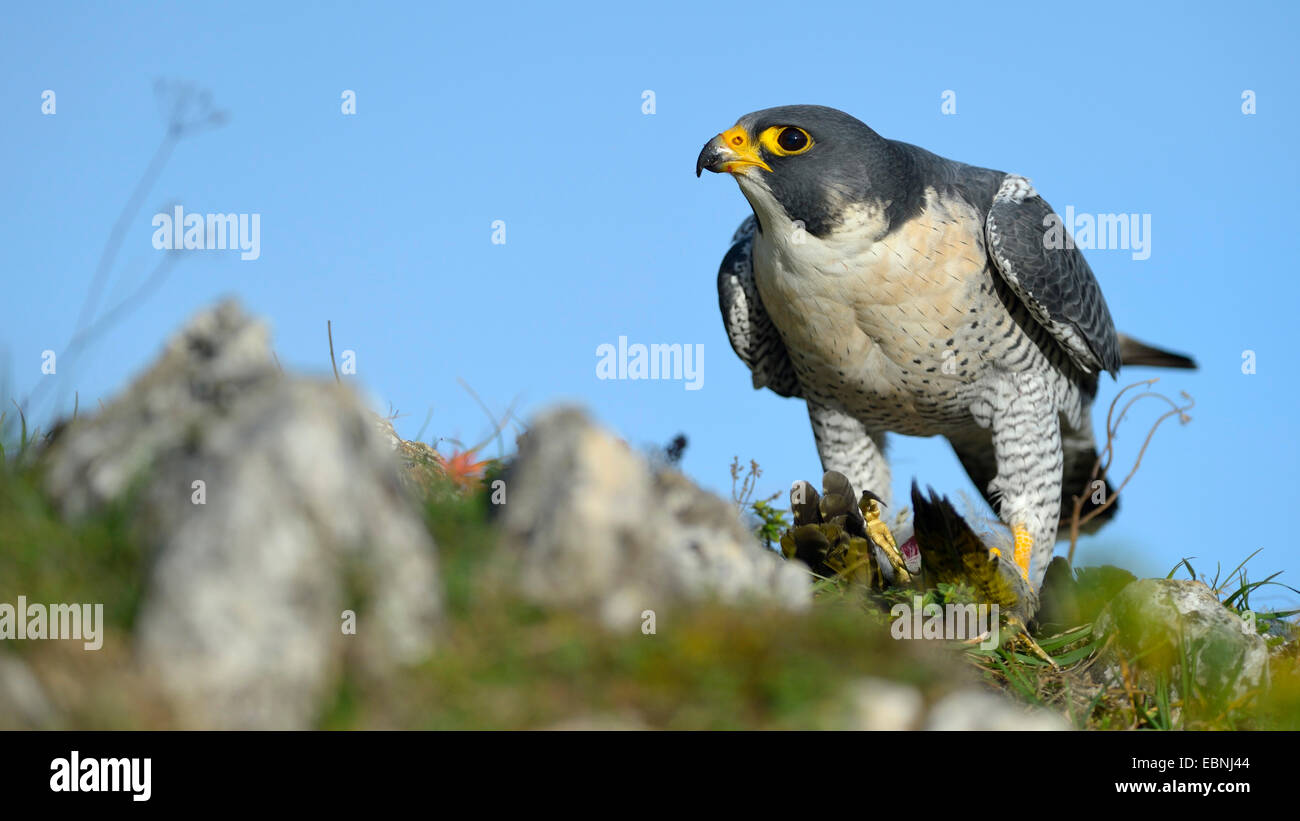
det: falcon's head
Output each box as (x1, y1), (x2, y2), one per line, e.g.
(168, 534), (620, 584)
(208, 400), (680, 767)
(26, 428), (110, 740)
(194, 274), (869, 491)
(696, 105), (914, 240)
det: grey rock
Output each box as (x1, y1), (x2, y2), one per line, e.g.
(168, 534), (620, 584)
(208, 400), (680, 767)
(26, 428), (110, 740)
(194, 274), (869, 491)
(923, 688), (1069, 731)
(839, 677), (925, 731)
(1094, 578), (1268, 706)
(1266, 618), (1299, 665)
(41, 301), (441, 729)
(835, 677), (1067, 730)
(497, 407), (810, 628)
(0, 653), (56, 729)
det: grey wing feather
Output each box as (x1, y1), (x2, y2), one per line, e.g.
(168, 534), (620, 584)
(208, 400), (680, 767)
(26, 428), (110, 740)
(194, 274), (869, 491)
(717, 216), (802, 398)
(984, 175), (1122, 376)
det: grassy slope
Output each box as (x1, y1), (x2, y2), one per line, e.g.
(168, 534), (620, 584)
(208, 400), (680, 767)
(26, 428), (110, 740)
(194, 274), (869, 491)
(2, 458), (1297, 730)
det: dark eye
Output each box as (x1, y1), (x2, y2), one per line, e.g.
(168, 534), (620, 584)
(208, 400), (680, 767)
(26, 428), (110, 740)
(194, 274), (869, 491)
(777, 127), (808, 152)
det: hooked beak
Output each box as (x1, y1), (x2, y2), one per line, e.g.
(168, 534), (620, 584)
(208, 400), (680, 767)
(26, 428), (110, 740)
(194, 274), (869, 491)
(695, 125), (773, 177)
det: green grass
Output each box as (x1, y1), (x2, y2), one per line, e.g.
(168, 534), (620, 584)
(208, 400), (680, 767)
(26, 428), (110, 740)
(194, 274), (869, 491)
(2, 450), (1295, 730)
(321, 480), (972, 730)
(964, 556), (1300, 730)
(0, 467), (147, 638)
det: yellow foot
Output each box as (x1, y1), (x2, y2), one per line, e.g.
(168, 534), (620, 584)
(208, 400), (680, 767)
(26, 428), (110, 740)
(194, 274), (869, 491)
(1012, 524), (1032, 582)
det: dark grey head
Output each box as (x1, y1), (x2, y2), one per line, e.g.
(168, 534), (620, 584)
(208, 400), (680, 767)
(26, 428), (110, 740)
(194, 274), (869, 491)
(696, 105), (917, 238)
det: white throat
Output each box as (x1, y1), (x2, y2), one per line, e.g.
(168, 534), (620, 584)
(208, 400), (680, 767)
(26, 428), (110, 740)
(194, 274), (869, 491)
(733, 171), (894, 280)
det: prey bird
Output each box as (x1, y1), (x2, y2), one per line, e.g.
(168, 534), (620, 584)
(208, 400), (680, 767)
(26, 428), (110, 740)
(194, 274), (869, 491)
(698, 105), (1194, 590)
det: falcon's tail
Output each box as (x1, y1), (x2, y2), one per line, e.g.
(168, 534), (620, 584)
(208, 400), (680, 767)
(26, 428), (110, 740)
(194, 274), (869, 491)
(1117, 333), (1197, 370)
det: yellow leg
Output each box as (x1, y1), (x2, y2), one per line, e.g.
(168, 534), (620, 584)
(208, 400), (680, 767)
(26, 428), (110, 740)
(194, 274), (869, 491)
(1012, 524), (1032, 582)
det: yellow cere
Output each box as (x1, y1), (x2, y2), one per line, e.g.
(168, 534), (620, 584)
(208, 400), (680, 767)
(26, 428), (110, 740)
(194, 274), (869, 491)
(718, 126), (772, 173)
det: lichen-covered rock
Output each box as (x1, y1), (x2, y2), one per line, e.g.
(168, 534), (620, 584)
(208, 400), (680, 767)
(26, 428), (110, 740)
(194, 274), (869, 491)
(496, 407), (810, 628)
(1094, 578), (1268, 707)
(40, 301), (441, 729)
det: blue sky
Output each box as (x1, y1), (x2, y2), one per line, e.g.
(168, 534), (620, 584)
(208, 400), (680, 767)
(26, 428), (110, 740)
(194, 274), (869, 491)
(4, 1), (1298, 610)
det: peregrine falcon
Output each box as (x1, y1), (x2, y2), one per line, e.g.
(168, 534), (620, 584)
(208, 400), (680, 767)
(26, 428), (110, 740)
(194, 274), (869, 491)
(697, 105), (1194, 590)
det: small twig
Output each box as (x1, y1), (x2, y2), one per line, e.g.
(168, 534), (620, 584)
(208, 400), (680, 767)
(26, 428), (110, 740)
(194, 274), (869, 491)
(23, 82), (227, 422)
(327, 320), (340, 384)
(1096, 379), (1156, 475)
(457, 378), (519, 459)
(414, 406), (435, 443)
(73, 135), (178, 339)
(25, 252), (180, 417)
(1068, 381), (1194, 564)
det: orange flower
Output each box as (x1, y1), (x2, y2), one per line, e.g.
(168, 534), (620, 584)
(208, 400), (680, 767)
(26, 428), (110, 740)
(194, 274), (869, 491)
(434, 447), (492, 489)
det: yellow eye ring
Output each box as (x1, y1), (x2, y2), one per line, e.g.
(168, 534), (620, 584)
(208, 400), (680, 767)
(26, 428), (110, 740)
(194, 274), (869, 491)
(759, 126), (813, 157)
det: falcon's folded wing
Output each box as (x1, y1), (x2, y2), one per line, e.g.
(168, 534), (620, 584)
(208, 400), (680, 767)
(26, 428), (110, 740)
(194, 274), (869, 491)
(717, 216), (803, 398)
(984, 175), (1122, 377)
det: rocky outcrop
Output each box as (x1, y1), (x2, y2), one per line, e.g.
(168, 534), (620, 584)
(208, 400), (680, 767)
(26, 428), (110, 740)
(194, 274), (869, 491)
(496, 407), (810, 628)
(1094, 578), (1268, 707)
(40, 301), (441, 729)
